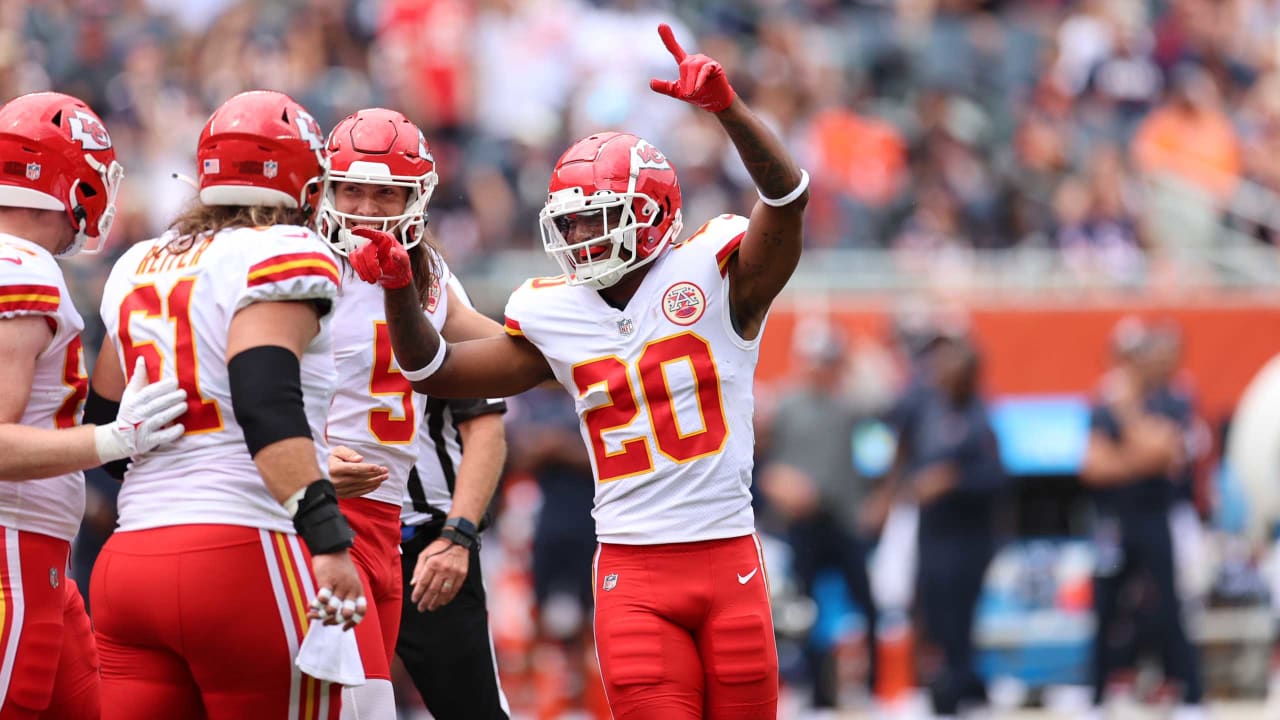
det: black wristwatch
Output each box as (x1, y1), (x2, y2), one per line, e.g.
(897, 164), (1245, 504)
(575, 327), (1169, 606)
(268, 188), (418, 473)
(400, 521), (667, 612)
(444, 516), (478, 537)
(441, 527), (478, 551)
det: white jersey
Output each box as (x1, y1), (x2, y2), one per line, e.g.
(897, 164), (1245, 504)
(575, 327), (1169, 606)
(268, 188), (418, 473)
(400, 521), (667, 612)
(503, 214), (760, 545)
(0, 235), (86, 541)
(100, 225), (341, 533)
(327, 255), (450, 508)
(401, 276), (507, 526)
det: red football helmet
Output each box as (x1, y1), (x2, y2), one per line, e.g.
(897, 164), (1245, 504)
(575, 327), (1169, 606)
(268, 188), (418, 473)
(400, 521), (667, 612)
(197, 91), (326, 216)
(0, 92), (123, 256)
(317, 108), (437, 256)
(539, 131), (683, 289)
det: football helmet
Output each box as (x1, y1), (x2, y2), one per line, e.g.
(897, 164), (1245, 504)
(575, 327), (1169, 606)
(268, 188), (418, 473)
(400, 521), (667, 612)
(197, 90), (326, 216)
(317, 108), (437, 256)
(539, 131), (683, 289)
(0, 92), (123, 256)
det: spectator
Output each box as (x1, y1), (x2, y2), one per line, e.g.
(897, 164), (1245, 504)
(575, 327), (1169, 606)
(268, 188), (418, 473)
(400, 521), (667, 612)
(1055, 145), (1146, 284)
(759, 322), (879, 711)
(1133, 62), (1241, 203)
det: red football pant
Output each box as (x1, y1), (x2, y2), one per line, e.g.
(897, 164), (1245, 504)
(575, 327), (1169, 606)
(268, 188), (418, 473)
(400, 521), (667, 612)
(592, 534), (778, 720)
(340, 497), (402, 681)
(91, 525), (341, 720)
(0, 529), (98, 720)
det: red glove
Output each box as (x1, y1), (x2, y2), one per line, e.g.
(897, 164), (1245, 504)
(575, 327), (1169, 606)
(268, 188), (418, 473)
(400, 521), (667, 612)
(349, 227), (412, 290)
(649, 23), (736, 113)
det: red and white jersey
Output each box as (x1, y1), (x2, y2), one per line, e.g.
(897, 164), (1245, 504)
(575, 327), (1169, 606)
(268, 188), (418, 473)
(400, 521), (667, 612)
(0, 234), (87, 541)
(504, 214), (760, 545)
(326, 254), (450, 508)
(100, 225), (341, 534)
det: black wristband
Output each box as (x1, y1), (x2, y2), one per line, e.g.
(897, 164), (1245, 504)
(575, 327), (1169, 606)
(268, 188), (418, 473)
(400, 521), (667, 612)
(441, 526), (478, 551)
(292, 479), (355, 555)
(443, 516), (478, 541)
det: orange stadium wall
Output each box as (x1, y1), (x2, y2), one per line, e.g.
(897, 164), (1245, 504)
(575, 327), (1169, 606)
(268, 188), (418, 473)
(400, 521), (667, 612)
(758, 297), (1280, 422)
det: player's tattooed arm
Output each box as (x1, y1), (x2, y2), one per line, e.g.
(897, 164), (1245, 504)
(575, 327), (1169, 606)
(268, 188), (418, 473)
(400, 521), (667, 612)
(715, 98), (808, 341)
(383, 283), (445, 377)
(649, 22), (807, 341)
(384, 283), (554, 398)
(715, 101), (806, 207)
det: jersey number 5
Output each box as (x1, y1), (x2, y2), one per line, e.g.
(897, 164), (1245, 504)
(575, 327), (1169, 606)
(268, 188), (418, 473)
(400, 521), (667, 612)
(369, 321), (415, 443)
(572, 332), (729, 482)
(118, 277), (223, 434)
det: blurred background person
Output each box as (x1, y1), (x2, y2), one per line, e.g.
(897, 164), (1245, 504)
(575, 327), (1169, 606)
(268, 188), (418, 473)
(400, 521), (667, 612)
(1142, 322), (1215, 613)
(758, 320), (879, 712)
(505, 385), (600, 719)
(1081, 317), (1205, 719)
(909, 336), (1008, 719)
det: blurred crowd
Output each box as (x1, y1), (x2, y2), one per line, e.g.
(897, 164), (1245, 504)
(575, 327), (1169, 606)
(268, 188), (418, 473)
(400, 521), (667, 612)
(11, 0), (1279, 715)
(6, 0), (1280, 301)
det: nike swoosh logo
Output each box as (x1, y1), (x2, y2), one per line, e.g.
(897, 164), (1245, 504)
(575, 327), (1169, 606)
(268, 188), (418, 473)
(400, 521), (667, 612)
(737, 568), (758, 585)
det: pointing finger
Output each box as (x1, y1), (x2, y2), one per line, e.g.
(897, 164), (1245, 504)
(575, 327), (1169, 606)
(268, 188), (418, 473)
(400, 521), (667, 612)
(657, 23), (685, 62)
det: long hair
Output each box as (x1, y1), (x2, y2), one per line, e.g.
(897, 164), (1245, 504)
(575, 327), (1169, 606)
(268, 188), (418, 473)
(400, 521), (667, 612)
(408, 227), (445, 310)
(165, 202), (310, 253)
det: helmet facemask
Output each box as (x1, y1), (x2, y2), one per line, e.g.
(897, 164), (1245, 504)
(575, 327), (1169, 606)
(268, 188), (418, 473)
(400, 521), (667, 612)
(318, 161), (437, 257)
(539, 188), (673, 290)
(59, 152), (123, 258)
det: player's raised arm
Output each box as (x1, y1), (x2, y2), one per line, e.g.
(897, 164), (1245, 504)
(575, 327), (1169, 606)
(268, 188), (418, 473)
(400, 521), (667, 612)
(650, 23), (808, 340)
(350, 226), (554, 397)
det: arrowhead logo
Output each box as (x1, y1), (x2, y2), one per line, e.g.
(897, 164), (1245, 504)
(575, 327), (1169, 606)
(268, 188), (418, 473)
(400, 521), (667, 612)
(737, 568), (758, 585)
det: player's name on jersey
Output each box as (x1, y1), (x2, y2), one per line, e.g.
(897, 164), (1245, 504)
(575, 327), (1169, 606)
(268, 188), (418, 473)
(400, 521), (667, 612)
(133, 236), (216, 276)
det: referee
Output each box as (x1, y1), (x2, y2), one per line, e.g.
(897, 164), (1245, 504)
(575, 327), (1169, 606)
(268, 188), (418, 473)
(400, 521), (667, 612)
(396, 388), (510, 715)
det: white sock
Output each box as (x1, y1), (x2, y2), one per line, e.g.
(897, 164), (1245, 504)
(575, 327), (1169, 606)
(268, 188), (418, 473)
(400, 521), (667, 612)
(339, 678), (396, 720)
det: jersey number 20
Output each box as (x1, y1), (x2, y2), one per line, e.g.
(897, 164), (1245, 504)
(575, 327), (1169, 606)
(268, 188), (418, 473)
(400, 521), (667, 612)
(573, 332), (729, 482)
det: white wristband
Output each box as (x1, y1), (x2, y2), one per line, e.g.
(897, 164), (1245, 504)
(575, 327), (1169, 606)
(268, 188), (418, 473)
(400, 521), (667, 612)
(93, 423), (129, 464)
(401, 339), (448, 382)
(757, 169), (810, 208)
(283, 486), (306, 517)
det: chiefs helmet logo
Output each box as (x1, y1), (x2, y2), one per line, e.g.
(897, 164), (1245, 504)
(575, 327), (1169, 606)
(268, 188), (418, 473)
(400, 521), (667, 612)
(67, 110), (111, 151)
(418, 131), (434, 164)
(634, 140), (670, 171)
(294, 110), (324, 151)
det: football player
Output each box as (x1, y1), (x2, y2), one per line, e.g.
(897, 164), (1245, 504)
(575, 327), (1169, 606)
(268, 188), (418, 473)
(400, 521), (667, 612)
(316, 107), (507, 719)
(0, 91), (188, 720)
(90, 90), (363, 720)
(349, 25), (808, 719)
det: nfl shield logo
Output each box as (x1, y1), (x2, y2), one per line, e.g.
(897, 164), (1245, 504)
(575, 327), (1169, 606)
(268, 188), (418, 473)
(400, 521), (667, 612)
(25, 163), (40, 181)
(263, 160), (279, 179)
(602, 573), (618, 591)
(617, 318), (634, 336)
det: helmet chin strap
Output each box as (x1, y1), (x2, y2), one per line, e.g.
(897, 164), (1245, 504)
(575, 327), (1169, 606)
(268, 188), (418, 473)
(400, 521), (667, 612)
(579, 258), (629, 290)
